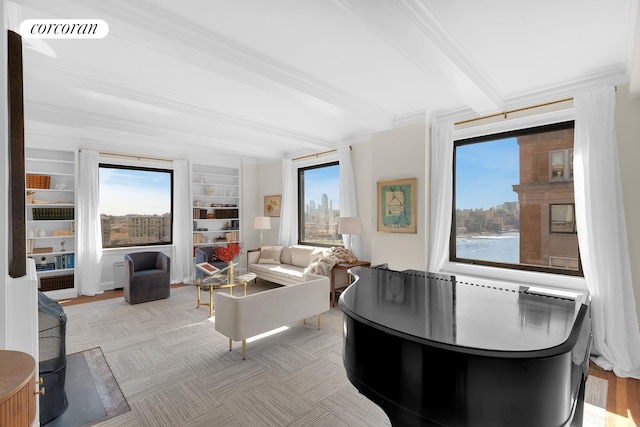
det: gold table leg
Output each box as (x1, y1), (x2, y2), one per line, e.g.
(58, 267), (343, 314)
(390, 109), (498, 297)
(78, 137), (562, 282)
(196, 285), (201, 308)
(209, 287), (214, 317)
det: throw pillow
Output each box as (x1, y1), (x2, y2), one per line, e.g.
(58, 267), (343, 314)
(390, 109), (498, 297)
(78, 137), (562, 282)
(290, 246), (315, 268)
(258, 246), (282, 264)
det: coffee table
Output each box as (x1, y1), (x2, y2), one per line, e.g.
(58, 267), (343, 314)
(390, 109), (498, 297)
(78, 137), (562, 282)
(185, 271), (257, 317)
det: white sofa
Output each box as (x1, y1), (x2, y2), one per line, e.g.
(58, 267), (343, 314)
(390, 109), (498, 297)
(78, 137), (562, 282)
(214, 273), (330, 359)
(247, 245), (329, 286)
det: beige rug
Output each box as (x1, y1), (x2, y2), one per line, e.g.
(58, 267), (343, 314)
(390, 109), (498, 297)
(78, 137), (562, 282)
(62, 283), (607, 427)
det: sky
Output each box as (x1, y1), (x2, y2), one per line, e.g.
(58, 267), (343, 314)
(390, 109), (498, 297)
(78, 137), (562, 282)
(304, 164), (340, 210)
(455, 137), (519, 210)
(99, 167), (172, 216)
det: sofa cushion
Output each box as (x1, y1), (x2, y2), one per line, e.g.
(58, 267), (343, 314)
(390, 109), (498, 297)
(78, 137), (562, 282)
(280, 246), (292, 265)
(258, 246), (282, 264)
(250, 263), (307, 280)
(290, 246), (316, 268)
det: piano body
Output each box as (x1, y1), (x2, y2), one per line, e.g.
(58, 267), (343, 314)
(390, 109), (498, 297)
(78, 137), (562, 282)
(339, 265), (592, 427)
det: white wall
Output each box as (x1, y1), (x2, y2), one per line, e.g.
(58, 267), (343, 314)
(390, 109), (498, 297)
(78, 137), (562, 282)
(256, 160), (282, 246)
(370, 123), (429, 270)
(615, 84), (640, 322)
(241, 163), (259, 258)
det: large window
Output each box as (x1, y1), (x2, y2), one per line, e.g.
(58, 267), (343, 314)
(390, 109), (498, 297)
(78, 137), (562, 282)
(451, 121), (582, 275)
(99, 164), (173, 248)
(298, 162), (342, 246)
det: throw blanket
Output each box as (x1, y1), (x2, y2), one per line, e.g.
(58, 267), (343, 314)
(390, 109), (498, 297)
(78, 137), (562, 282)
(304, 246), (351, 276)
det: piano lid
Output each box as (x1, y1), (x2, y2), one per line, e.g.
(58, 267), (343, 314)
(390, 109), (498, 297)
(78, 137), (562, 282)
(340, 266), (590, 352)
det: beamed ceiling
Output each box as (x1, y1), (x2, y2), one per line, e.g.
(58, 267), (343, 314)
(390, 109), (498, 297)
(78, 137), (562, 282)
(8, 0), (640, 162)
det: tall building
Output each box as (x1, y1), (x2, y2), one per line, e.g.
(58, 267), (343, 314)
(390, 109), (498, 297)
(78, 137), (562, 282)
(512, 125), (579, 270)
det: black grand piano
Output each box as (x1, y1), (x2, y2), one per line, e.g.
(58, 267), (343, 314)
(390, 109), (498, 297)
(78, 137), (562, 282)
(339, 265), (592, 427)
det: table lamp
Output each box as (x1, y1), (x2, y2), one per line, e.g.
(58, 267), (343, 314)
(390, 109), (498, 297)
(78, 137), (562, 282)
(254, 216), (271, 246)
(338, 216), (362, 263)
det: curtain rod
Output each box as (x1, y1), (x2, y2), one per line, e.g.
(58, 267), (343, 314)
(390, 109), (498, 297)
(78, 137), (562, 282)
(292, 145), (351, 162)
(80, 149), (174, 163)
(455, 97), (574, 126)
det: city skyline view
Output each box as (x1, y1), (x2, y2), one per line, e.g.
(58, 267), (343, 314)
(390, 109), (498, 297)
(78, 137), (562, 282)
(304, 164), (340, 210)
(456, 137), (519, 210)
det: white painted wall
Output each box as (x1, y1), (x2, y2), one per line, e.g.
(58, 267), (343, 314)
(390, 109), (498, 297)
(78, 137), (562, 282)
(370, 123), (429, 271)
(256, 160), (282, 246)
(615, 84), (640, 322)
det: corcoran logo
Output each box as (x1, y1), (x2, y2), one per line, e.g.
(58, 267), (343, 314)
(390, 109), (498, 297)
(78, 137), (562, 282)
(20, 19), (108, 39)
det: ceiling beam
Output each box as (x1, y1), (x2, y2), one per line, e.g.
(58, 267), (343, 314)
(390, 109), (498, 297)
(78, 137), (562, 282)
(334, 0), (502, 115)
(18, 0), (395, 133)
(23, 64), (337, 152)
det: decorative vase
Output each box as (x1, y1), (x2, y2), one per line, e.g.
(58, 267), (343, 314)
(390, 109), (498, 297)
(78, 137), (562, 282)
(227, 261), (235, 283)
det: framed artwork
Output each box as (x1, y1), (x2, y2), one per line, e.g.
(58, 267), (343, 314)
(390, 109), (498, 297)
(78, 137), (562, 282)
(264, 195), (282, 217)
(377, 178), (417, 233)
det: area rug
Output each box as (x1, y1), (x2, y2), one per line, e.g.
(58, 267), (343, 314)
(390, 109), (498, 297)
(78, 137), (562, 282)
(61, 285), (610, 427)
(43, 347), (129, 427)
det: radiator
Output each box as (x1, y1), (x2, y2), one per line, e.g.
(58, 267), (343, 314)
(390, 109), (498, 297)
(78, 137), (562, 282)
(113, 262), (125, 289)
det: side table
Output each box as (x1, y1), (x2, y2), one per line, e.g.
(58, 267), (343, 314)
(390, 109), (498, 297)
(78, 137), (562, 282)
(331, 261), (370, 307)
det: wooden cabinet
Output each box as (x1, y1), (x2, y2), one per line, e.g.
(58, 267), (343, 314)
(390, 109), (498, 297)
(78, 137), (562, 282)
(25, 148), (77, 299)
(0, 350), (38, 427)
(191, 164), (241, 254)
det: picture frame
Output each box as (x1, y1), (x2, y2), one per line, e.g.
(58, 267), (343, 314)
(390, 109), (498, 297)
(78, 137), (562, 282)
(377, 178), (417, 233)
(264, 195), (282, 217)
(196, 262), (221, 275)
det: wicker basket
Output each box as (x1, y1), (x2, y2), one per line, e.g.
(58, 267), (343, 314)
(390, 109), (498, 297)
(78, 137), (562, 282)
(26, 174), (51, 189)
(40, 274), (74, 292)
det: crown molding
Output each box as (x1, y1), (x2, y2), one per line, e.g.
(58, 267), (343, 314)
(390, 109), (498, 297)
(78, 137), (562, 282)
(393, 110), (430, 129)
(434, 65), (629, 125)
(25, 102), (289, 160)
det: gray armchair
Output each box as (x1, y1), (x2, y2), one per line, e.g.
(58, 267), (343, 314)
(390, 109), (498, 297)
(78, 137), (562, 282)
(124, 252), (171, 304)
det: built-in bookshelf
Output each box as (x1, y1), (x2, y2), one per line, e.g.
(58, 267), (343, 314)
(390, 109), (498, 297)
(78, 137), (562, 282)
(25, 148), (77, 297)
(191, 164), (241, 254)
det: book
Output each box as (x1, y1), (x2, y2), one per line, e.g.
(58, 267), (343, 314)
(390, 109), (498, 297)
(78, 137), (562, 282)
(196, 262), (220, 275)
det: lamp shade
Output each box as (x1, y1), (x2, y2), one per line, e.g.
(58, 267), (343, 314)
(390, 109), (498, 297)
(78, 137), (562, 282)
(253, 216), (271, 230)
(338, 217), (362, 234)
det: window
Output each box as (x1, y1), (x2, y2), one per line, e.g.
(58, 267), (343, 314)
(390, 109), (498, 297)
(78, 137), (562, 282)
(99, 164), (173, 248)
(451, 121), (582, 275)
(550, 149), (573, 180)
(298, 162), (341, 246)
(550, 204), (576, 233)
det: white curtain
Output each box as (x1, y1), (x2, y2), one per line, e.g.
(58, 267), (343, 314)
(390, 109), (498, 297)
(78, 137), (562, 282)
(172, 160), (192, 282)
(278, 159), (297, 246)
(428, 120), (454, 272)
(77, 149), (103, 296)
(574, 87), (640, 379)
(338, 144), (362, 258)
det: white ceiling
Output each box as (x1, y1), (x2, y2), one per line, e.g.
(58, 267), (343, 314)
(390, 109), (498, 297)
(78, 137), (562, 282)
(9, 0), (640, 162)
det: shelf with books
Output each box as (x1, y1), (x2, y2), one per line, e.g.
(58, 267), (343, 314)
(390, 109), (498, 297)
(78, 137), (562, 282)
(191, 163), (241, 259)
(25, 148), (77, 296)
